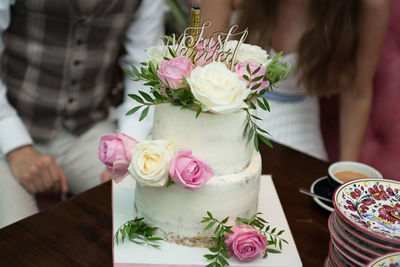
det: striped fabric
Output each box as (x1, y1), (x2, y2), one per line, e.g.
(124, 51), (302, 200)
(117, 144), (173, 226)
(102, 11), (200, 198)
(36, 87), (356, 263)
(1, 0), (141, 142)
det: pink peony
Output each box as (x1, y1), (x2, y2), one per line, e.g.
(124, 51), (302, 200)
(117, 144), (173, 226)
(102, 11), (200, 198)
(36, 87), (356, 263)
(225, 224), (268, 261)
(235, 61), (269, 94)
(98, 131), (138, 183)
(169, 149), (213, 191)
(195, 38), (220, 67)
(157, 56), (193, 89)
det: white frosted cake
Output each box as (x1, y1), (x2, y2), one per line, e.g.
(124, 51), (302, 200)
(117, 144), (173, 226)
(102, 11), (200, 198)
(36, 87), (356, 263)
(134, 104), (261, 246)
(99, 22), (290, 263)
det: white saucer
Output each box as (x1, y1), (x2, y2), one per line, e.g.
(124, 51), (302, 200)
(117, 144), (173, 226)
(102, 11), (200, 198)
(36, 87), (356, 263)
(310, 176), (334, 213)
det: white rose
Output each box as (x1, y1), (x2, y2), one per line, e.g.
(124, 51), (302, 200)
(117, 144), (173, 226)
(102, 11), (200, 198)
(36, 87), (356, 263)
(128, 139), (174, 187)
(188, 62), (249, 114)
(145, 45), (173, 67)
(225, 40), (271, 67)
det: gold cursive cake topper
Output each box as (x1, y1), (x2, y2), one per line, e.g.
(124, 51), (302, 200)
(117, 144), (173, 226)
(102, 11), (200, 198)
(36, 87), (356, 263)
(163, 21), (248, 70)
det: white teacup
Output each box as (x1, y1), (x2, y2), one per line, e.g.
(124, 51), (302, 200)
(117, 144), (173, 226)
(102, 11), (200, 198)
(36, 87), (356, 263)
(328, 161), (383, 189)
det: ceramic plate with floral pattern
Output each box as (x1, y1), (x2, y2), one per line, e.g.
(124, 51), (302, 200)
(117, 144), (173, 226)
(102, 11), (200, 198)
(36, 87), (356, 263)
(333, 179), (400, 244)
(367, 252), (400, 267)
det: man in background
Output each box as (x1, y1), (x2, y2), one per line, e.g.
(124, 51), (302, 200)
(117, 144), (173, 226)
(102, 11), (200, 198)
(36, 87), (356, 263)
(0, 0), (167, 228)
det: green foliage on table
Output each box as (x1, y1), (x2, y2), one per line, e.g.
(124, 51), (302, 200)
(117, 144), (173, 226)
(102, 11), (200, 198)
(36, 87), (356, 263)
(114, 217), (163, 248)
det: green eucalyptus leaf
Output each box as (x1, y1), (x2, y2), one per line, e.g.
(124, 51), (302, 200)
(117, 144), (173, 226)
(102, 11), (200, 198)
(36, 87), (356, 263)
(254, 134), (259, 152)
(122, 66), (135, 79)
(221, 249), (230, 259)
(262, 97), (271, 112)
(209, 247), (219, 253)
(252, 65), (261, 75)
(139, 106), (150, 121)
(251, 114), (262, 121)
(251, 82), (262, 91)
(196, 106), (202, 118)
(248, 127), (254, 142)
(218, 255), (229, 266)
(128, 94), (144, 104)
(204, 254), (217, 260)
(265, 248), (282, 254)
(139, 91), (154, 103)
(251, 75), (264, 82)
(225, 228), (234, 234)
(259, 134), (273, 148)
(243, 121), (249, 136)
(115, 230), (119, 245)
(168, 46), (177, 58)
(201, 217), (212, 223)
(153, 91), (164, 100)
(147, 237), (163, 241)
(205, 221), (216, 230)
(126, 105), (142, 116)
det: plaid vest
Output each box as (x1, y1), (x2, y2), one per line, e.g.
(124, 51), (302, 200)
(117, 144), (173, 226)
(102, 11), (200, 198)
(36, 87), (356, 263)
(1, 0), (141, 142)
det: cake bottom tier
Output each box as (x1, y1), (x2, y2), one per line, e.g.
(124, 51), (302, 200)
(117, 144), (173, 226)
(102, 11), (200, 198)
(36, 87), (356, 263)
(134, 152), (262, 247)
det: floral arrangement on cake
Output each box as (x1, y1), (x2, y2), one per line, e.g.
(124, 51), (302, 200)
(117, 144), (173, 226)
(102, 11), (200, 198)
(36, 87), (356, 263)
(124, 24), (288, 151)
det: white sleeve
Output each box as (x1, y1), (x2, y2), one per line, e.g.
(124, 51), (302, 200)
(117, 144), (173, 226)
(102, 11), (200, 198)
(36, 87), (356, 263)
(0, 0), (33, 156)
(117, 0), (169, 141)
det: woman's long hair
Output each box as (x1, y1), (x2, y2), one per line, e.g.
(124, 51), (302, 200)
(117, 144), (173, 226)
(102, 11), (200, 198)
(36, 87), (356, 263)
(238, 0), (360, 97)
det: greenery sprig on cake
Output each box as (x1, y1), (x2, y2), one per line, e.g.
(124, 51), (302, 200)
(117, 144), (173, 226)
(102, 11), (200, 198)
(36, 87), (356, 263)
(201, 211), (288, 266)
(114, 217), (163, 248)
(123, 26), (289, 151)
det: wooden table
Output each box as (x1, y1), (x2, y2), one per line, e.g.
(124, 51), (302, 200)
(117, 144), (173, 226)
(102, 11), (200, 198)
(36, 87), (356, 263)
(0, 141), (331, 266)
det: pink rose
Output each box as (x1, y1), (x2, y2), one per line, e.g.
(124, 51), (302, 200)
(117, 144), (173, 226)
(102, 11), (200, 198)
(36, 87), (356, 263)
(157, 56), (193, 89)
(169, 149), (213, 191)
(235, 61), (269, 94)
(98, 131), (138, 183)
(195, 38), (220, 67)
(225, 224), (268, 261)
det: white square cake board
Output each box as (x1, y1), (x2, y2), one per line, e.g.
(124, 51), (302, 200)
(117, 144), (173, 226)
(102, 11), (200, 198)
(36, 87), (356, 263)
(113, 175), (302, 267)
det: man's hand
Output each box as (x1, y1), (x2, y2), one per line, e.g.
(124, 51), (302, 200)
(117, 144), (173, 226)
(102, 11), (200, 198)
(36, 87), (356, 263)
(6, 145), (68, 194)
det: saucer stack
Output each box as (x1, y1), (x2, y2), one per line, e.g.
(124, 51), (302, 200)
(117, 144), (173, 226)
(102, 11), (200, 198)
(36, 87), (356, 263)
(324, 178), (400, 267)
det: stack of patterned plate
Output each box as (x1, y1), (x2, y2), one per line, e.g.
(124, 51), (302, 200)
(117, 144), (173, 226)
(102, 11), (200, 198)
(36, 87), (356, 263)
(324, 178), (400, 267)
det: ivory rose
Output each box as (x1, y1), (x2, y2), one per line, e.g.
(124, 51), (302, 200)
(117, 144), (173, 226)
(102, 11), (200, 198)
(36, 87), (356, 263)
(225, 40), (271, 67)
(225, 224), (268, 261)
(98, 131), (138, 183)
(187, 62), (249, 114)
(145, 45), (173, 67)
(128, 139), (174, 187)
(169, 149), (213, 191)
(157, 56), (193, 89)
(235, 61), (269, 94)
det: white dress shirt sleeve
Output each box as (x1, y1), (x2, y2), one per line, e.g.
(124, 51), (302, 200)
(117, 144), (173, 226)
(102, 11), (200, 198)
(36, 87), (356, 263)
(117, 0), (168, 141)
(0, 0), (33, 156)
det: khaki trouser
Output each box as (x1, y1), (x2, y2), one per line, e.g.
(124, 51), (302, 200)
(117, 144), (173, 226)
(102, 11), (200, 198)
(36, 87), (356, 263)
(0, 119), (115, 228)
